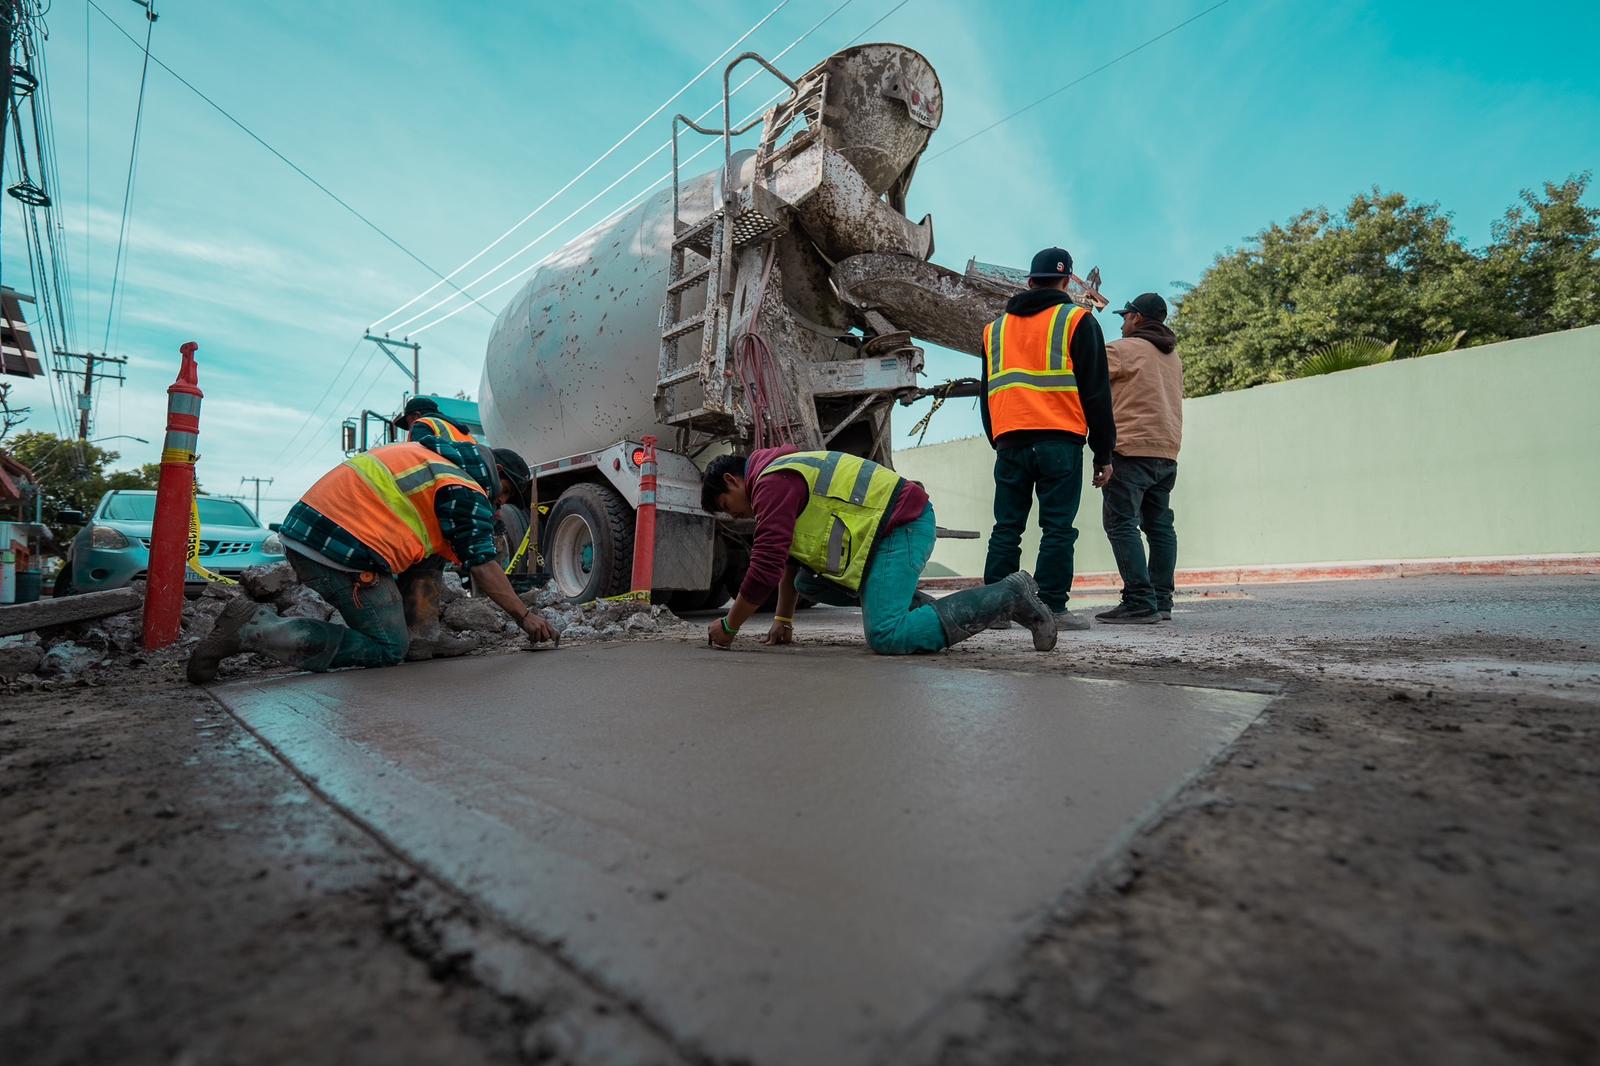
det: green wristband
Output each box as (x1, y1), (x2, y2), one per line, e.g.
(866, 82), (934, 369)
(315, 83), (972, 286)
(720, 617), (739, 635)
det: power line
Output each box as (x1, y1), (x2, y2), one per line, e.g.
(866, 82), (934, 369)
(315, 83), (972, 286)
(84, 0), (490, 316)
(387, 0), (860, 335)
(928, 0), (1232, 162)
(368, 0), (796, 332)
(269, 334), (363, 464)
(101, 0), (154, 350)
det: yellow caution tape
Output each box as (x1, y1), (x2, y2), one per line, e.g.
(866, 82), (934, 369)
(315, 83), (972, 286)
(505, 520), (535, 574)
(187, 483), (238, 586)
(161, 448), (198, 464)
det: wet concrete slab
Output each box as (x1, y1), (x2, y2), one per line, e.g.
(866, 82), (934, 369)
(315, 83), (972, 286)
(214, 642), (1271, 1065)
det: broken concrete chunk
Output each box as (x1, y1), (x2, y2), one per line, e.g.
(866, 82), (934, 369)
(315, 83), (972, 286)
(0, 643), (44, 678)
(441, 570), (465, 604)
(240, 563), (296, 602)
(442, 597), (502, 633)
(0, 586), (143, 638)
(37, 640), (104, 677)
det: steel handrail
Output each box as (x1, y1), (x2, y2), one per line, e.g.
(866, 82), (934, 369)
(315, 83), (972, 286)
(668, 51), (799, 230)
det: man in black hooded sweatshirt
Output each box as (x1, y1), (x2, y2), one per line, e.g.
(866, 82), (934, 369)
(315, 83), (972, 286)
(979, 247), (1116, 632)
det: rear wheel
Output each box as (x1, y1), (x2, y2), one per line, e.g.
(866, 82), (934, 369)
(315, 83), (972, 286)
(542, 482), (633, 603)
(52, 565), (75, 598)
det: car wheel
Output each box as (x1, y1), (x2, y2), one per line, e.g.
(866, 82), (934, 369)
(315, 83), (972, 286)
(52, 566), (75, 598)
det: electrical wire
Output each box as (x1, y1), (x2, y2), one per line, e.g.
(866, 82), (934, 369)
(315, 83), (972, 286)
(367, 0), (796, 332)
(269, 334), (364, 464)
(84, 0), (488, 316)
(386, 0), (857, 335)
(100, 5), (152, 350)
(928, 0), (1231, 161)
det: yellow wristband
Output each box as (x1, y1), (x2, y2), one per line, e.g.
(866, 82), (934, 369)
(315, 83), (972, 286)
(774, 615), (794, 624)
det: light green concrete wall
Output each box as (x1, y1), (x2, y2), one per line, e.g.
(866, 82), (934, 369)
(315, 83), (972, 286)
(896, 325), (1600, 576)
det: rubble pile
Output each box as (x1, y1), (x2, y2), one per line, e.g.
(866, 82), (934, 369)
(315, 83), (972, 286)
(1, 562), (690, 686)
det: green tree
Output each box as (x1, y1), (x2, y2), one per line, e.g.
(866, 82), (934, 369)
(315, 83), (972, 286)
(5, 432), (181, 551)
(1472, 175), (1600, 337)
(1173, 174), (1600, 395)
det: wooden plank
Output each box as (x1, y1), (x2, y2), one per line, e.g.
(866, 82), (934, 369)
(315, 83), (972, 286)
(0, 587), (143, 637)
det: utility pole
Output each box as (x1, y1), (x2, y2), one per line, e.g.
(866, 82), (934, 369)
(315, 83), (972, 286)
(1, 1), (16, 187)
(239, 476), (272, 516)
(53, 350), (128, 439)
(362, 333), (421, 398)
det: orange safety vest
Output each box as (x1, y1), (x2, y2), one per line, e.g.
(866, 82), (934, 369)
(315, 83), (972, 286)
(300, 442), (487, 574)
(983, 303), (1089, 438)
(413, 415), (476, 446)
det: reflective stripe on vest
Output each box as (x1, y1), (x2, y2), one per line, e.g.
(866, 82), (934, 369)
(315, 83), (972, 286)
(416, 416), (475, 445)
(299, 442), (486, 574)
(758, 450), (905, 592)
(983, 304), (1089, 437)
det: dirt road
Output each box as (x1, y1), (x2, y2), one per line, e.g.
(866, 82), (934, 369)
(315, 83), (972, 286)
(3, 576), (1596, 1064)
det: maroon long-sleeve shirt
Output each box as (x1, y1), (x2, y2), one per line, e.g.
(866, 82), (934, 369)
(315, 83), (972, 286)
(739, 446), (930, 605)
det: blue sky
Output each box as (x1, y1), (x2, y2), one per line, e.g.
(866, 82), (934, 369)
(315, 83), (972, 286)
(3, 0), (1597, 521)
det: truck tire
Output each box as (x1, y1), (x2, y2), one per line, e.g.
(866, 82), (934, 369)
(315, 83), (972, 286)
(543, 482), (633, 603)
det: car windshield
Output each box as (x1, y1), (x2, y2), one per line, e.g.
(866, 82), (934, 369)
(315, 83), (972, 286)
(102, 494), (257, 528)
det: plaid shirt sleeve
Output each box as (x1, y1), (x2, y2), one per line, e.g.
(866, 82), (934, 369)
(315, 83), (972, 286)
(409, 421), (494, 493)
(435, 485), (498, 567)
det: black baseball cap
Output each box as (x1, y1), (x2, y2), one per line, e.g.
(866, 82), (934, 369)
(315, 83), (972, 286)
(1027, 246), (1074, 280)
(401, 396), (440, 421)
(1114, 292), (1168, 323)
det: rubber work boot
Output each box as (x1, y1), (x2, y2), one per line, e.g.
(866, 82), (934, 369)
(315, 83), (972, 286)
(399, 564), (475, 662)
(1054, 609), (1093, 631)
(932, 571), (1057, 652)
(186, 596), (262, 684)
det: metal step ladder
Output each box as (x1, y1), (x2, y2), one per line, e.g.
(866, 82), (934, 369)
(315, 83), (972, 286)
(655, 51), (808, 432)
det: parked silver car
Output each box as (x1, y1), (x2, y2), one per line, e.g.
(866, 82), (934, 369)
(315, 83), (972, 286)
(57, 490), (282, 595)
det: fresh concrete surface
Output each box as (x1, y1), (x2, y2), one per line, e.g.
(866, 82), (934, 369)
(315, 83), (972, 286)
(214, 642), (1270, 1066)
(898, 324), (1600, 575)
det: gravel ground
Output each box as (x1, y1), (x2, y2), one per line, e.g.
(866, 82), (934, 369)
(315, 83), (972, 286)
(2, 575), (1597, 1065)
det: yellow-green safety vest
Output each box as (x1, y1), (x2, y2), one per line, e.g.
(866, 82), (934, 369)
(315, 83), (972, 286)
(759, 450), (906, 592)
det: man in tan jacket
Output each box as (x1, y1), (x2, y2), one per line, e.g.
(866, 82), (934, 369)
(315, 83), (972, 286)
(1097, 293), (1183, 624)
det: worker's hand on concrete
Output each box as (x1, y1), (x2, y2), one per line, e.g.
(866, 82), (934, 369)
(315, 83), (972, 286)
(518, 612), (557, 645)
(1092, 463), (1114, 489)
(761, 619), (794, 646)
(707, 617), (737, 649)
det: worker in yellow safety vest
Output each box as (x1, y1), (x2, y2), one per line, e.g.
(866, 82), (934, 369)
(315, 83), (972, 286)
(980, 246), (1118, 634)
(699, 447), (1056, 655)
(186, 442), (554, 683)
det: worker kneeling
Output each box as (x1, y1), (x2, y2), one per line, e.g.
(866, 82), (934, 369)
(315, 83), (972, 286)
(186, 443), (556, 683)
(701, 447), (1056, 653)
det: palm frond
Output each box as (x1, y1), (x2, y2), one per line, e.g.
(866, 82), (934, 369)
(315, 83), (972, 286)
(1295, 337), (1398, 378)
(1411, 330), (1467, 357)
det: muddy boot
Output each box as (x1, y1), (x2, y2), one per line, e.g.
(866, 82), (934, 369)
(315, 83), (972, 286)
(186, 596), (262, 684)
(911, 589), (936, 610)
(405, 630), (478, 662)
(932, 572), (1057, 652)
(398, 562), (466, 662)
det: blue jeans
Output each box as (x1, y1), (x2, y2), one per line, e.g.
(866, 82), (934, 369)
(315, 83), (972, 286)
(794, 507), (946, 655)
(983, 439), (1083, 611)
(1100, 456), (1179, 613)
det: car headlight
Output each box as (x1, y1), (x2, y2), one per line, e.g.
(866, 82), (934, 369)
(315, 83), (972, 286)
(262, 533), (284, 555)
(89, 525), (131, 550)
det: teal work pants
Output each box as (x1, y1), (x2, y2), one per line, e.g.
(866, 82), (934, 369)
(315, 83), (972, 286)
(794, 506), (946, 655)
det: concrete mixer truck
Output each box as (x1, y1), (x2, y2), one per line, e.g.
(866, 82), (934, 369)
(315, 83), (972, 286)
(475, 43), (1105, 607)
